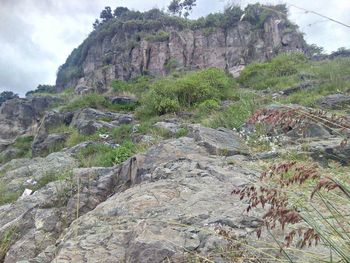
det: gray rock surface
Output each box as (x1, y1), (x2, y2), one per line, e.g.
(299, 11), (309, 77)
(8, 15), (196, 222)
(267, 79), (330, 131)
(190, 125), (249, 156)
(154, 120), (182, 135)
(108, 96), (138, 105)
(21, 137), (259, 263)
(0, 135), (262, 262)
(316, 93), (350, 109)
(0, 96), (61, 140)
(31, 111), (73, 157)
(0, 152), (77, 193)
(56, 14), (306, 91)
(71, 108), (133, 135)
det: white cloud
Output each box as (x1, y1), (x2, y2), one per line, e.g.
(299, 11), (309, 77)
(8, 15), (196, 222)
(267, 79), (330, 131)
(0, 0), (349, 95)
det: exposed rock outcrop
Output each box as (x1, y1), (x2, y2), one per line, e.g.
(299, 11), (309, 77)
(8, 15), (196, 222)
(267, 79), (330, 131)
(56, 11), (306, 91)
(0, 96), (61, 141)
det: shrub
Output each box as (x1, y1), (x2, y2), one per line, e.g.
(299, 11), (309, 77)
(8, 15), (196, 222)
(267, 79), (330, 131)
(196, 99), (220, 113)
(141, 68), (235, 116)
(77, 140), (135, 167)
(205, 92), (259, 129)
(62, 93), (108, 112)
(111, 124), (133, 143)
(111, 79), (129, 92)
(144, 31), (170, 42)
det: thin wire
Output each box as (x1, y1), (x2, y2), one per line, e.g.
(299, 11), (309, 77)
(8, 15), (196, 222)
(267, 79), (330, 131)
(289, 4), (350, 29)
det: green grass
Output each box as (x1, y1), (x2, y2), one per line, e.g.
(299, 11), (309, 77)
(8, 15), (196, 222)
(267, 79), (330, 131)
(203, 91), (264, 129)
(138, 68), (237, 117)
(0, 227), (19, 262)
(76, 140), (136, 167)
(237, 53), (350, 109)
(0, 136), (33, 164)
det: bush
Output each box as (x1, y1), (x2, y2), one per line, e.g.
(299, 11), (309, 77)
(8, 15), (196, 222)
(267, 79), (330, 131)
(62, 93), (107, 111)
(77, 141), (135, 167)
(111, 79), (129, 92)
(196, 99), (220, 113)
(111, 124), (133, 143)
(140, 68), (235, 116)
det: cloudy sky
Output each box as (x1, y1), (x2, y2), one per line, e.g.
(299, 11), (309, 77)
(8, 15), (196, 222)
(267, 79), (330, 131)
(0, 0), (349, 95)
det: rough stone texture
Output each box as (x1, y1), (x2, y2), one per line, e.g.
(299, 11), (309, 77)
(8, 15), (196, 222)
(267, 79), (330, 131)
(31, 111), (73, 156)
(190, 125), (249, 156)
(20, 137), (260, 263)
(108, 96), (138, 105)
(70, 108), (133, 135)
(0, 166), (123, 263)
(56, 15), (306, 91)
(316, 93), (350, 109)
(0, 96), (62, 141)
(0, 152), (77, 192)
(305, 138), (350, 166)
(154, 120), (182, 135)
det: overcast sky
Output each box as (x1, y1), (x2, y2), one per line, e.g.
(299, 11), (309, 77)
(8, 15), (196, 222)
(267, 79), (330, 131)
(0, 0), (349, 95)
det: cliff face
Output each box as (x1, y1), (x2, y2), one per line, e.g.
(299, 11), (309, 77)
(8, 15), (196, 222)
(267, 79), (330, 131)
(56, 6), (306, 91)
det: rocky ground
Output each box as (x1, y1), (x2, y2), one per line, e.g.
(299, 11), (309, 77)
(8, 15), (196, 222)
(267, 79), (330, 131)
(0, 87), (349, 263)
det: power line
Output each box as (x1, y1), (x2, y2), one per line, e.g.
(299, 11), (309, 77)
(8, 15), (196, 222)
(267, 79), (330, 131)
(289, 4), (350, 29)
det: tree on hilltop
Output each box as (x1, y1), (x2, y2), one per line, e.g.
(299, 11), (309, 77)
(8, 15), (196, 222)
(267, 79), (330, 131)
(0, 91), (19, 106)
(100, 6), (113, 22)
(168, 0), (196, 18)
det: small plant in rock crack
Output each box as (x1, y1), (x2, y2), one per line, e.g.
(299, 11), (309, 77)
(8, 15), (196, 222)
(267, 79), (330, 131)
(232, 161), (350, 262)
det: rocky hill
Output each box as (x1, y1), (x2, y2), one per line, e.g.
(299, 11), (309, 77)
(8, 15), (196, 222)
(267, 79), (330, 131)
(0, 4), (350, 263)
(56, 4), (306, 92)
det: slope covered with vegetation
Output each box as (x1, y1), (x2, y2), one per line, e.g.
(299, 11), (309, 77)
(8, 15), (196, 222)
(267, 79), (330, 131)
(0, 3), (349, 262)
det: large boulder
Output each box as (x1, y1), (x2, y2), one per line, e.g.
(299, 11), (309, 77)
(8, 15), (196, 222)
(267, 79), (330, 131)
(108, 96), (138, 105)
(0, 152), (77, 193)
(0, 96), (62, 140)
(23, 136), (260, 263)
(317, 93), (350, 110)
(0, 166), (121, 263)
(31, 111), (73, 157)
(71, 108), (133, 135)
(190, 125), (249, 156)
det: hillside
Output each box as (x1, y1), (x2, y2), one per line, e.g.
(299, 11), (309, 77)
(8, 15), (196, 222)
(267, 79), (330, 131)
(56, 4), (306, 91)
(0, 4), (349, 263)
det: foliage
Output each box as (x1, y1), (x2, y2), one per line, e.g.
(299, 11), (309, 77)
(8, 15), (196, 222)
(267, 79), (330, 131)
(144, 31), (170, 42)
(57, 3), (294, 89)
(111, 79), (129, 92)
(140, 68), (235, 116)
(60, 93), (128, 112)
(111, 124), (133, 143)
(233, 161), (350, 262)
(168, 0), (197, 18)
(0, 91), (18, 106)
(26, 84), (56, 97)
(77, 140), (135, 167)
(205, 92), (259, 129)
(100, 6), (113, 22)
(238, 52), (307, 90)
(0, 227), (18, 262)
(0, 136), (33, 164)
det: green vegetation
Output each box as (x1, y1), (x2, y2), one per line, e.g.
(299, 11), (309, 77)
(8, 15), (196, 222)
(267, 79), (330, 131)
(237, 52), (350, 108)
(56, 3), (293, 89)
(139, 68), (236, 116)
(77, 140), (136, 167)
(0, 136), (33, 164)
(0, 227), (18, 262)
(203, 92), (261, 129)
(238, 52), (307, 90)
(0, 91), (18, 106)
(25, 84), (56, 97)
